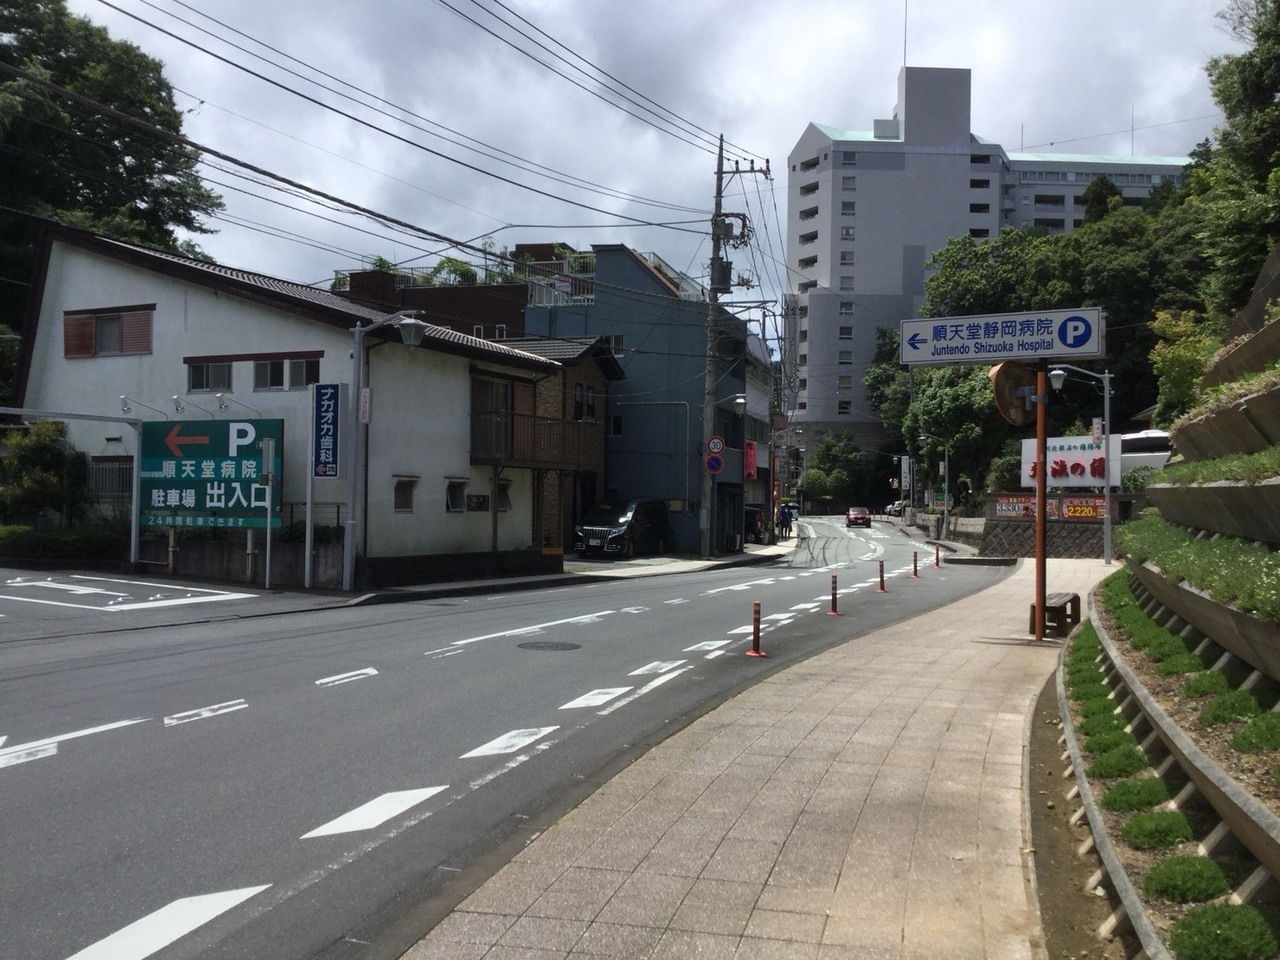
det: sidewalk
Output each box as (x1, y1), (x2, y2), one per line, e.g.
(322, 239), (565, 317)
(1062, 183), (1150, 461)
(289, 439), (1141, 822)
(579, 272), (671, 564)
(400, 555), (1112, 960)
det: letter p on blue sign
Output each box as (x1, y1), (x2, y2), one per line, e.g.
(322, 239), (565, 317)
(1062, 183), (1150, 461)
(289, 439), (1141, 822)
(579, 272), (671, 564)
(1058, 315), (1092, 349)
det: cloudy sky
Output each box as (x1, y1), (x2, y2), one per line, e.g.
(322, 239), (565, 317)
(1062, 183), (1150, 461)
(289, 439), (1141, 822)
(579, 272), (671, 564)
(65, 0), (1242, 317)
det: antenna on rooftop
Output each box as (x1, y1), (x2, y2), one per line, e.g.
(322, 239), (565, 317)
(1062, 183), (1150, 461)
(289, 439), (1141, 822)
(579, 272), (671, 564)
(903, 0), (908, 66)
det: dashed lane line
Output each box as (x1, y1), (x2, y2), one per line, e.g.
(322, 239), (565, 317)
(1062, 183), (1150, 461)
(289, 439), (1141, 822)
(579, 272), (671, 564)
(559, 688), (632, 710)
(315, 668), (378, 687)
(163, 700), (248, 727)
(597, 666), (694, 716)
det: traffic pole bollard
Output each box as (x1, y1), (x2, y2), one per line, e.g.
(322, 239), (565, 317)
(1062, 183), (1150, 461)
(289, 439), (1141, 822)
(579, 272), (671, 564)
(877, 559), (887, 593)
(827, 573), (842, 616)
(912, 551), (920, 578)
(747, 599), (767, 657)
(934, 544), (941, 568)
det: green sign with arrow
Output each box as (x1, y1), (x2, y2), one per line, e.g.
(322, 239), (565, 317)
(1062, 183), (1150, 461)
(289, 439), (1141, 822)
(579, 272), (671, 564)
(139, 419), (284, 528)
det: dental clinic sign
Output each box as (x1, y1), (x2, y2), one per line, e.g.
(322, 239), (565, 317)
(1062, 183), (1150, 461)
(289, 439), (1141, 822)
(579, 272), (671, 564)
(899, 307), (1104, 365)
(140, 419), (284, 528)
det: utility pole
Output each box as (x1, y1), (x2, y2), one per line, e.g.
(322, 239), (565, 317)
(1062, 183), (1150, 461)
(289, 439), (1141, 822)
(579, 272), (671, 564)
(698, 136), (727, 558)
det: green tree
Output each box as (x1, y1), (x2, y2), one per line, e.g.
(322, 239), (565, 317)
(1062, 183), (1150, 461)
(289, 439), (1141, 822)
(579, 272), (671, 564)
(0, 419), (89, 524)
(1206, 0), (1280, 189)
(1148, 310), (1225, 427)
(0, 323), (19, 406)
(0, 0), (223, 328)
(1081, 175), (1123, 223)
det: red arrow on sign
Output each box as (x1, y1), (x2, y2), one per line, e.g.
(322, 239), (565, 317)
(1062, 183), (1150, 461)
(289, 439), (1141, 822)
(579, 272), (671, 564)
(164, 423), (210, 456)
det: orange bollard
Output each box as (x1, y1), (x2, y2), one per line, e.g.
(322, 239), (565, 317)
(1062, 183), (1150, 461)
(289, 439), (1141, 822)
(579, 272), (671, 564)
(747, 599), (767, 657)
(827, 573), (842, 615)
(877, 559), (887, 593)
(912, 551), (920, 578)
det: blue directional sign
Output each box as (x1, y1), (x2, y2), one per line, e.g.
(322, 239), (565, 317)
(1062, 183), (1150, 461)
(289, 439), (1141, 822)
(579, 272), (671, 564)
(899, 307), (1104, 366)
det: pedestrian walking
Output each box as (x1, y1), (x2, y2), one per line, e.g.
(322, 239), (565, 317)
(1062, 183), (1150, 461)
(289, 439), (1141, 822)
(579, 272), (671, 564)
(778, 505), (792, 539)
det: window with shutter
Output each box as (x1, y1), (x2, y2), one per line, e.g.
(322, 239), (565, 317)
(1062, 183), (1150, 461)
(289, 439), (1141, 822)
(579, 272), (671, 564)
(62, 307), (153, 357)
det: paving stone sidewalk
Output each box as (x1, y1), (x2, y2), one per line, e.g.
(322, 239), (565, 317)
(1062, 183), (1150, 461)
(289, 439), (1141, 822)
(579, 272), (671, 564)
(402, 557), (1112, 960)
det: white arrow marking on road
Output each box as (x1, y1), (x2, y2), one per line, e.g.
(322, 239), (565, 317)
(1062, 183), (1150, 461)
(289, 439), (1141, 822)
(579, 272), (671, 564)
(629, 660), (686, 676)
(559, 688), (632, 710)
(598, 666), (693, 716)
(684, 640), (731, 652)
(64, 885), (270, 960)
(450, 611), (615, 647)
(14, 580), (132, 597)
(0, 717), (149, 769)
(315, 668), (378, 687)
(300, 786), (448, 838)
(163, 700), (247, 727)
(460, 727), (558, 758)
(620, 606), (649, 614)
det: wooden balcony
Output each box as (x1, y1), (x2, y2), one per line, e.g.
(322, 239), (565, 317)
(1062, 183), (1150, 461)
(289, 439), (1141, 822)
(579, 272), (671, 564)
(471, 411), (598, 471)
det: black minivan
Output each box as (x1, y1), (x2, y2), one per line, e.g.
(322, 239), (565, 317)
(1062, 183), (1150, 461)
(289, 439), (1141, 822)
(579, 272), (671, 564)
(574, 499), (674, 559)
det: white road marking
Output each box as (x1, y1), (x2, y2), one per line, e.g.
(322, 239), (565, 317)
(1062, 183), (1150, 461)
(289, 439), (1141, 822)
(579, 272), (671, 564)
(24, 581), (131, 597)
(629, 660), (686, 676)
(301, 786), (448, 838)
(727, 625), (754, 635)
(315, 668), (378, 687)
(620, 606), (649, 613)
(451, 611), (615, 646)
(163, 700), (247, 727)
(791, 603), (820, 610)
(704, 577), (777, 596)
(421, 646), (452, 656)
(0, 735), (6, 747)
(598, 666), (693, 716)
(65, 885), (270, 960)
(429, 649), (464, 660)
(465, 741), (554, 790)
(460, 726), (558, 758)
(705, 650), (727, 659)
(762, 613), (795, 621)
(0, 718), (149, 769)
(559, 688), (632, 709)
(664, 598), (688, 605)
(683, 640), (731, 651)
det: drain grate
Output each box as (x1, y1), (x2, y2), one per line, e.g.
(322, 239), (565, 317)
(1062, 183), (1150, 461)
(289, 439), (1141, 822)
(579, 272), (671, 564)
(517, 641), (581, 651)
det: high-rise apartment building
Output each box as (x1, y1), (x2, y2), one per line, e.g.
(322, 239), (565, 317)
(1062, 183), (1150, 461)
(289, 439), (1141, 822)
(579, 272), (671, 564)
(784, 66), (1187, 447)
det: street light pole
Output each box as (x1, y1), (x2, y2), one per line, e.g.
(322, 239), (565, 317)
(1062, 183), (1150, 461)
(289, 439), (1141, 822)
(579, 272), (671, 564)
(342, 310), (427, 591)
(917, 432), (950, 539)
(1049, 364), (1113, 565)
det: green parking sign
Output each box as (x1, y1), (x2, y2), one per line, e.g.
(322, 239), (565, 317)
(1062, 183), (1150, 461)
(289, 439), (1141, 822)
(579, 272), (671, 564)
(139, 419), (284, 528)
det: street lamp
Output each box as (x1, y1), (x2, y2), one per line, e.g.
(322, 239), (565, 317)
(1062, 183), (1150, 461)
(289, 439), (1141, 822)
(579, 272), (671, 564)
(216, 393), (260, 415)
(917, 433), (950, 539)
(172, 395), (214, 417)
(342, 310), (428, 591)
(1049, 364), (1113, 565)
(120, 395), (168, 418)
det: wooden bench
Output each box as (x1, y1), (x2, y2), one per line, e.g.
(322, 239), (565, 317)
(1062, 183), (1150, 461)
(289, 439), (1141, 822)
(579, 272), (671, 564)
(1030, 591), (1081, 637)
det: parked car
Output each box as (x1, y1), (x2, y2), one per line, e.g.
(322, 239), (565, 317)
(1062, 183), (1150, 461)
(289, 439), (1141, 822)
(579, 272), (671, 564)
(575, 498), (674, 559)
(744, 505), (767, 544)
(846, 506), (871, 527)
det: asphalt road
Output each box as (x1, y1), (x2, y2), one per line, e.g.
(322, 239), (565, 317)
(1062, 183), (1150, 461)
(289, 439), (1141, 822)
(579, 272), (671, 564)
(0, 518), (1010, 960)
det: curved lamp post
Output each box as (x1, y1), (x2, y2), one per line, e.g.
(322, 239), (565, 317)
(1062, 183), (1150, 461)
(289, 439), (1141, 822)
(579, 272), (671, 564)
(342, 310), (428, 591)
(216, 393), (260, 415)
(1049, 364), (1113, 565)
(917, 432), (950, 539)
(172, 395), (215, 418)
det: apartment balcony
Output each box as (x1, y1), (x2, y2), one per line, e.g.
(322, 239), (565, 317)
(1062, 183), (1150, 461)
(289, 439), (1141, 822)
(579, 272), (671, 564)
(471, 411), (599, 471)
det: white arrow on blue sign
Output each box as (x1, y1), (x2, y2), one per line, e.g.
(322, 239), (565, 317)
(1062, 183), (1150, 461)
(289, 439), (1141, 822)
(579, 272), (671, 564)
(899, 307), (1104, 366)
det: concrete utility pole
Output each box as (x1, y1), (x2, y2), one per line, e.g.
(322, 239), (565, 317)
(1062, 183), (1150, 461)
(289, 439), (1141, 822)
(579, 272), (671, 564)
(698, 136), (727, 558)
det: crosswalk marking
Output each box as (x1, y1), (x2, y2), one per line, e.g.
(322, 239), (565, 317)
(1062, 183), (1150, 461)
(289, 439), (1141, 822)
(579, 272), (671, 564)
(559, 688), (631, 710)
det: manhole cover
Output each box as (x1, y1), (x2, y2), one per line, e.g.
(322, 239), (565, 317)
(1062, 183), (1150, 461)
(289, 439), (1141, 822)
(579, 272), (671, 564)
(517, 641), (581, 651)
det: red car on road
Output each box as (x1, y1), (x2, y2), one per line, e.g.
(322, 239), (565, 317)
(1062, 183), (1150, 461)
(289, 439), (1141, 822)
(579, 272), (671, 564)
(846, 506), (871, 528)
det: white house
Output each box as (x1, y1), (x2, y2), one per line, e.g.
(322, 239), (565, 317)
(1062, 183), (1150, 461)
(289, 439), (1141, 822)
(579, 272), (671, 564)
(13, 223), (561, 588)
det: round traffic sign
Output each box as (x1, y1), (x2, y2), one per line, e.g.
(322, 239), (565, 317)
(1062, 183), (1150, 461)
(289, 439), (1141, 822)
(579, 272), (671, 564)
(705, 454), (724, 474)
(707, 435), (725, 455)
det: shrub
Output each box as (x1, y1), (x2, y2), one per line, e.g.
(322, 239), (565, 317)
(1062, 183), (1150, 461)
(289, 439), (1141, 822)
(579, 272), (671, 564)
(1182, 671), (1231, 698)
(1122, 810), (1193, 849)
(1143, 856), (1234, 903)
(0, 524), (129, 563)
(1200, 690), (1263, 726)
(1069, 682), (1113, 704)
(1085, 730), (1137, 756)
(1159, 653), (1208, 676)
(1101, 777), (1169, 812)
(1087, 745), (1148, 779)
(1145, 633), (1192, 663)
(1168, 903), (1280, 960)
(1080, 696), (1119, 718)
(1078, 711), (1127, 737)
(1231, 713), (1280, 753)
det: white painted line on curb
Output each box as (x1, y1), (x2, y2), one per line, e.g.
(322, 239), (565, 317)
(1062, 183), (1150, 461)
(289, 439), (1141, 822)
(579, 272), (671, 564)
(560, 688), (632, 710)
(163, 700), (247, 727)
(301, 787), (447, 838)
(65, 885), (270, 960)
(460, 727), (558, 758)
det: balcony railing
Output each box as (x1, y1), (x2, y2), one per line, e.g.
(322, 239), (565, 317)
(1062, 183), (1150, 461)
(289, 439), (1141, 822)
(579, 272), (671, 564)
(471, 411), (598, 470)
